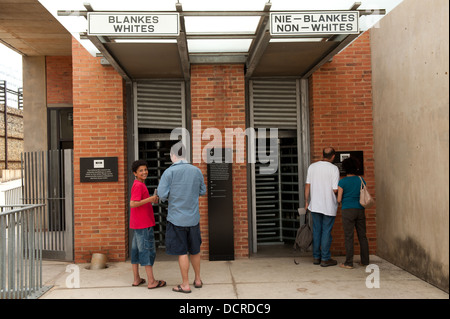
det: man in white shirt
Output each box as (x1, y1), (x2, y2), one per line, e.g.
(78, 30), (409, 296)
(304, 147), (340, 267)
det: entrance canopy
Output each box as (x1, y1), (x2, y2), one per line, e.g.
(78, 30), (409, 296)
(38, 0), (403, 81)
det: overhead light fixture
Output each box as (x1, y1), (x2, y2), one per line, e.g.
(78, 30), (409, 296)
(270, 38), (324, 42)
(187, 39), (252, 53)
(114, 39), (178, 43)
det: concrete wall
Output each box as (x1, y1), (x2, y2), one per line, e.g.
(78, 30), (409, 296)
(22, 56), (47, 152)
(371, 0), (449, 292)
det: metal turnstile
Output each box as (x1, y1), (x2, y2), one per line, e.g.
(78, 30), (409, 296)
(254, 135), (300, 245)
(249, 78), (310, 252)
(138, 138), (173, 247)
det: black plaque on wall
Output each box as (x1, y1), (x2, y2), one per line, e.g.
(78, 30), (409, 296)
(80, 157), (118, 182)
(207, 148), (234, 261)
(333, 151), (364, 176)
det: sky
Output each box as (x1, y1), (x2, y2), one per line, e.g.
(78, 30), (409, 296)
(0, 44), (23, 108)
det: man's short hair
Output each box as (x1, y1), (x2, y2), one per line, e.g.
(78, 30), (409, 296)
(323, 147), (336, 160)
(170, 142), (186, 158)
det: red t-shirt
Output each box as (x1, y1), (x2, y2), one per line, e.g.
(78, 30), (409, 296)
(130, 180), (155, 229)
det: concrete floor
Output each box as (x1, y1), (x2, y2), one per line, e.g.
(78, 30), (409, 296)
(39, 253), (448, 300)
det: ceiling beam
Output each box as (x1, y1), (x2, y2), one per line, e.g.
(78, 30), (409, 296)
(177, 31), (190, 80)
(176, 2), (190, 81)
(245, 2), (272, 79)
(57, 9), (385, 17)
(86, 34), (132, 82)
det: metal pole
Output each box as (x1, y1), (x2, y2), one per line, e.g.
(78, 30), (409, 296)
(1, 81), (8, 169)
(277, 139), (282, 242)
(0, 214), (6, 299)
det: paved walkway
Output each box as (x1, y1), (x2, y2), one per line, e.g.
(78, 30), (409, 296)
(40, 255), (448, 300)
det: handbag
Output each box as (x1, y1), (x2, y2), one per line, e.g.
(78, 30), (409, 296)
(359, 176), (374, 208)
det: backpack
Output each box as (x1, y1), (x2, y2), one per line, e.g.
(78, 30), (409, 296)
(293, 209), (312, 264)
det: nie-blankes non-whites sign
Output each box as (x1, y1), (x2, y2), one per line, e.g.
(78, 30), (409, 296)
(88, 12), (179, 36)
(270, 11), (359, 35)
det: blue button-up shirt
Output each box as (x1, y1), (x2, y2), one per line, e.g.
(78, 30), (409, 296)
(157, 160), (206, 227)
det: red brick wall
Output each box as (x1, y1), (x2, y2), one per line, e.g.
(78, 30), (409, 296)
(46, 56), (73, 105)
(191, 64), (249, 259)
(72, 38), (128, 263)
(309, 31), (376, 256)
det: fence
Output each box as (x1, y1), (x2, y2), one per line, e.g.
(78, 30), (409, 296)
(0, 204), (50, 299)
(0, 178), (22, 205)
(21, 150), (74, 261)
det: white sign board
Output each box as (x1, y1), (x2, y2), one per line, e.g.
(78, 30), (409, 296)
(88, 12), (179, 36)
(270, 11), (359, 35)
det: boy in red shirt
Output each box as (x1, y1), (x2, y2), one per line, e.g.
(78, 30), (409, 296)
(130, 160), (166, 289)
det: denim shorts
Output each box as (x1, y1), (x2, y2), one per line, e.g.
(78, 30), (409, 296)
(131, 227), (156, 266)
(165, 222), (202, 256)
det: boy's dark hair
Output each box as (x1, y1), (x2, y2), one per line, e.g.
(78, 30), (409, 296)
(342, 157), (359, 175)
(131, 160), (148, 173)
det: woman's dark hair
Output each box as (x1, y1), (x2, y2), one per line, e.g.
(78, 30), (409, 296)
(131, 160), (148, 173)
(342, 157), (360, 175)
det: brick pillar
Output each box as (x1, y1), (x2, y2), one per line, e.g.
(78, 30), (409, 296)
(46, 56), (73, 105)
(190, 64), (249, 259)
(309, 31), (376, 256)
(72, 38), (128, 263)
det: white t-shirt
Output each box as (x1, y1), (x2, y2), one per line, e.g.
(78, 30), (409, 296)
(305, 161), (340, 216)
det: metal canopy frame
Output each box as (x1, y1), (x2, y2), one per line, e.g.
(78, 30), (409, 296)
(58, 2), (385, 81)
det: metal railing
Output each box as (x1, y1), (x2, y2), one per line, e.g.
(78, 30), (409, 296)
(0, 204), (50, 299)
(0, 80), (23, 109)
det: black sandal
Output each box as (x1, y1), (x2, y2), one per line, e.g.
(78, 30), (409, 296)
(148, 280), (167, 289)
(172, 284), (192, 293)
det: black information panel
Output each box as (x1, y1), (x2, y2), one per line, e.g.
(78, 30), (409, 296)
(80, 157), (118, 182)
(207, 148), (234, 261)
(333, 151), (364, 176)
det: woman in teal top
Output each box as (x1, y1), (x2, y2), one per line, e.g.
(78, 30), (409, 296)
(337, 157), (370, 269)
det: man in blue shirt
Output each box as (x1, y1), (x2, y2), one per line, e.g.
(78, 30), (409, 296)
(157, 143), (206, 293)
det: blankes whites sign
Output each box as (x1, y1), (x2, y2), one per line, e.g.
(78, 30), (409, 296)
(87, 12), (180, 36)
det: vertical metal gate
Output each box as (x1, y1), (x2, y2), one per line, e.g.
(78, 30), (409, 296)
(132, 80), (186, 248)
(21, 150), (74, 261)
(249, 79), (310, 251)
(135, 81), (185, 130)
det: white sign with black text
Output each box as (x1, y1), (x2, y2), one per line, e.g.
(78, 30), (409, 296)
(87, 12), (180, 36)
(270, 11), (359, 35)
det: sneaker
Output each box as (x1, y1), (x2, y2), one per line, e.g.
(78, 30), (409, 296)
(313, 258), (321, 265)
(320, 258), (338, 267)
